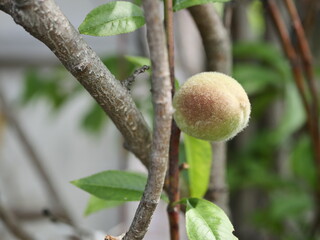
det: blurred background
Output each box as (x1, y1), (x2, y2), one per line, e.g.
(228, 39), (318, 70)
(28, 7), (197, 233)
(0, 0), (320, 239)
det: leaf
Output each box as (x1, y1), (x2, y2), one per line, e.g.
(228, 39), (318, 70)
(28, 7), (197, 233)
(184, 134), (212, 198)
(290, 135), (316, 187)
(79, 1), (145, 36)
(84, 195), (124, 216)
(233, 64), (282, 95)
(173, 0), (230, 12)
(125, 55), (151, 67)
(268, 190), (313, 221)
(21, 67), (80, 111)
(72, 170), (168, 202)
(81, 102), (108, 134)
(272, 82), (305, 144)
(175, 79), (180, 91)
(102, 55), (137, 80)
(233, 42), (289, 78)
(185, 198), (238, 240)
(72, 170), (147, 201)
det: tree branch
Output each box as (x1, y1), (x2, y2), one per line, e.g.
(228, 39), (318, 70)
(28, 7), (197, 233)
(0, 193), (34, 240)
(189, 3), (232, 214)
(123, 0), (172, 238)
(189, 4), (232, 74)
(0, 89), (76, 226)
(122, 65), (150, 91)
(263, 0), (320, 234)
(0, 0), (152, 167)
(283, 0), (320, 171)
(164, 0), (181, 239)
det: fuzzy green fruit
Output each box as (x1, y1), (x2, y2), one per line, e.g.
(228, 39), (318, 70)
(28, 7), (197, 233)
(173, 72), (251, 142)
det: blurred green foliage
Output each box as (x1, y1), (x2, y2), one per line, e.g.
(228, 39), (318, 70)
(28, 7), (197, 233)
(21, 55), (151, 135)
(229, 41), (317, 239)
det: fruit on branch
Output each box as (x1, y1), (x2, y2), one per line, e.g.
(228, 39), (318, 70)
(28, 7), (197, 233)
(173, 72), (251, 142)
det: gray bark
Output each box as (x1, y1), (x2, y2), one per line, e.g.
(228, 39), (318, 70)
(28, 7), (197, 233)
(123, 0), (172, 238)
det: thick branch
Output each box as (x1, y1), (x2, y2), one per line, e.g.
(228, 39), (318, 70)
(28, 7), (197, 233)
(0, 0), (151, 167)
(124, 0), (172, 239)
(189, 4), (232, 214)
(189, 4), (232, 74)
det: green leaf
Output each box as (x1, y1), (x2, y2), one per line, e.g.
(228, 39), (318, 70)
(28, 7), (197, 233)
(185, 198), (238, 240)
(173, 0), (230, 12)
(79, 1), (145, 36)
(269, 190), (313, 221)
(233, 42), (289, 78)
(125, 55), (151, 67)
(174, 79), (180, 91)
(84, 195), (124, 216)
(21, 67), (81, 111)
(72, 170), (168, 202)
(184, 134), (212, 198)
(81, 102), (108, 134)
(71, 170), (147, 201)
(233, 64), (282, 95)
(272, 83), (305, 144)
(290, 135), (316, 187)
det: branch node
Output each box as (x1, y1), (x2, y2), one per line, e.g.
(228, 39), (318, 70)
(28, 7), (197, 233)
(122, 65), (150, 91)
(105, 233), (125, 240)
(179, 162), (189, 171)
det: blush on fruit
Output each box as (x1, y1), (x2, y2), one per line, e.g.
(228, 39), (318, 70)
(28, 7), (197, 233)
(173, 72), (251, 142)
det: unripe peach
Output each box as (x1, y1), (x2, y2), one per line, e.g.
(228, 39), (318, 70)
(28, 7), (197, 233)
(173, 72), (250, 142)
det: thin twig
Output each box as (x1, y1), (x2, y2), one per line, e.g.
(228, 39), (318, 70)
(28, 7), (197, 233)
(0, 193), (34, 240)
(0, 0), (152, 168)
(122, 65), (150, 91)
(262, 0), (310, 116)
(164, 0), (181, 239)
(188, 3), (232, 214)
(283, 0), (319, 121)
(105, 233), (125, 240)
(283, 0), (320, 171)
(263, 0), (320, 234)
(0, 89), (76, 226)
(302, 0), (320, 41)
(42, 209), (93, 239)
(123, 0), (172, 239)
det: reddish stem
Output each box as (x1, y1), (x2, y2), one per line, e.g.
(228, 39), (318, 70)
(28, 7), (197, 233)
(164, 0), (181, 239)
(283, 0), (320, 174)
(167, 121), (181, 240)
(263, 0), (320, 234)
